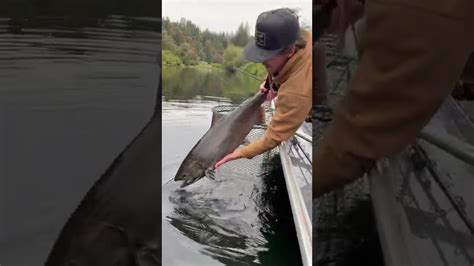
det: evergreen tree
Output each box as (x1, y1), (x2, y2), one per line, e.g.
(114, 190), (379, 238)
(231, 22), (250, 47)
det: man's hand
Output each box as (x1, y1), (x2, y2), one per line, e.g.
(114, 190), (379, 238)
(214, 150), (243, 168)
(259, 80), (277, 102)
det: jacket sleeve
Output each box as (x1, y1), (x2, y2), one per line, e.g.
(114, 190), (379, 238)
(313, 0), (472, 197)
(238, 91), (312, 158)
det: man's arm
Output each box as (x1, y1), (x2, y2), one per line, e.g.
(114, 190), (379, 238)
(314, 0), (473, 197)
(239, 91), (312, 158)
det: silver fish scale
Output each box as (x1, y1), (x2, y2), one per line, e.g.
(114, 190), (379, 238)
(212, 103), (277, 176)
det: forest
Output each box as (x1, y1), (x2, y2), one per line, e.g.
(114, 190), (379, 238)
(162, 17), (265, 78)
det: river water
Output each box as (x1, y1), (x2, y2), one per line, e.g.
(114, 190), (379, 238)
(161, 67), (302, 265)
(0, 4), (302, 265)
(0, 10), (159, 265)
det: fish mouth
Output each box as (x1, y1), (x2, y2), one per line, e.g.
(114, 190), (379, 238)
(180, 179), (192, 188)
(179, 176), (204, 188)
(179, 177), (198, 188)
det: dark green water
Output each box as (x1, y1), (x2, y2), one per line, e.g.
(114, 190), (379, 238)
(0, 1), (302, 264)
(162, 66), (261, 103)
(161, 70), (302, 265)
(0, 3), (159, 265)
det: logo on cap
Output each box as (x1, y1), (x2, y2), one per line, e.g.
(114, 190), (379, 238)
(255, 31), (266, 47)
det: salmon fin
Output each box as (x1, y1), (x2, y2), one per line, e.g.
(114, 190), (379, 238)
(210, 111), (226, 128)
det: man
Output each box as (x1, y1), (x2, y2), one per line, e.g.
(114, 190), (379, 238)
(314, 0), (474, 197)
(215, 8), (312, 167)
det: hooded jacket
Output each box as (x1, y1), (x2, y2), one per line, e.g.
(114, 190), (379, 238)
(238, 30), (313, 158)
(314, 0), (474, 197)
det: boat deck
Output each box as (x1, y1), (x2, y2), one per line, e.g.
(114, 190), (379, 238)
(279, 120), (313, 266)
(314, 33), (474, 265)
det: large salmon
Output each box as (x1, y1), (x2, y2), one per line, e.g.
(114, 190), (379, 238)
(174, 91), (267, 187)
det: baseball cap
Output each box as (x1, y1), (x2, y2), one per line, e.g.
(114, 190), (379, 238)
(244, 8), (300, 63)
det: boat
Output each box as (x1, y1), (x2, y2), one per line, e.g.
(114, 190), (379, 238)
(270, 101), (313, 266)
(314, 33), (474, 265)
(213, 96), (314, 265)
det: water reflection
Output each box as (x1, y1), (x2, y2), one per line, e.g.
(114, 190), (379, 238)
(0, 16), (159, 64)
(0, 9), (159, 265)
(162, 96), (302, 265)
(166, 154), (302, 266)
(162, 66), (261, 103)
(0, 0), (160, 18)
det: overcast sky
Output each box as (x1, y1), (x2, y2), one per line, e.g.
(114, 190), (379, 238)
(163, 0), (312, 35)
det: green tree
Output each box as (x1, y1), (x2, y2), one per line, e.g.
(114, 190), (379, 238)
(162, 50), (183, 66)
(178, 42), (199, 65)
(223, 45), (245, 68)
(231, 22), (250, 47)
(162, 29), (177, 52)
(163, 17), (251, 65)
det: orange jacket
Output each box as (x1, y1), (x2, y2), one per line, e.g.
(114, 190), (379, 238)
(314, 0), (474, 197)
(238, 30), (313, 158)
